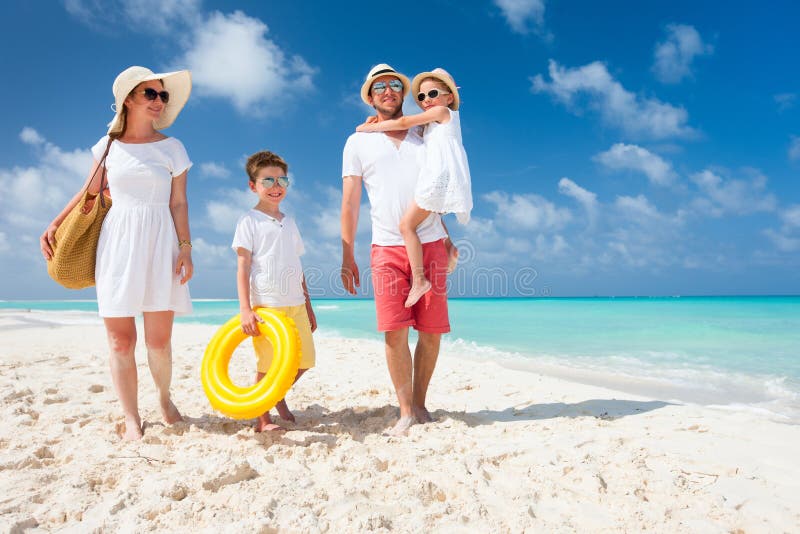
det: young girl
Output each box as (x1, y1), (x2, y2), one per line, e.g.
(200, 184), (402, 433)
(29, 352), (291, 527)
(357, 67), (472, 307)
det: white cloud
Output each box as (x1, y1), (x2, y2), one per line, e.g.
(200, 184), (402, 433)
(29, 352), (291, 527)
(558, 177), (598, 226)
(64, 0), (201, 34)
(177, 11), (315, 114)
(690, 169), (777, 216)
(594, 143), (677, 186)
(764, 229), (800, 253)
(204, 188), (254, 235)
(531, 60), (696, 140)
(774, 93), (797, 112)
(484, 190), (572, 230)
(20, 127), (45, 145)
(0, 232), (8, 253)
(0, 129), (93, 260)
(494, 0), (548, 36)
(199, 162), (231, 179)
(779, 205), (800, 229)
(789, 136), (800, 161)
(652, 24), (713, 84)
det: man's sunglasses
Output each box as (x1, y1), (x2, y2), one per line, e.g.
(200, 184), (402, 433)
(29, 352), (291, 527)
(134, 87), (170, 103)
(257, 176), (290, 188)
(371, 79), (404, 95)
(417, 89), (450, 102)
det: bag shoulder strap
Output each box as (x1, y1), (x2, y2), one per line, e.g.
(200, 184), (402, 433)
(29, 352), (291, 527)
(83, 137), (113, 208)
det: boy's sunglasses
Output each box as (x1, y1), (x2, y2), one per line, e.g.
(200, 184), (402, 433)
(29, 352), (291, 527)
(134, 87), (170, 103)
(371, 79), (404, 95)
(417, 89), (450, 101)
(257, 176), (290, 188)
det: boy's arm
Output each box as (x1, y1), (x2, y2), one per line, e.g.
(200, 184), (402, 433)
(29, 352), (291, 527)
(356, 106), (450, 133)
(301, 276), (317, 332)
(236, 248), (261, 336)
(340, 175), (362, 295)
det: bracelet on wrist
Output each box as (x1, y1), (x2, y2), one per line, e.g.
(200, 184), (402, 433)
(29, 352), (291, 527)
(178, 239), (192, 249)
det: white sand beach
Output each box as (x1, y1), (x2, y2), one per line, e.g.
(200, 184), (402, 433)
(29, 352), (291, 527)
(1, 311), (799, 532)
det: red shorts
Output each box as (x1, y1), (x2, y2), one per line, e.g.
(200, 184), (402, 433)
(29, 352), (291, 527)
(370, 239), (450, 333)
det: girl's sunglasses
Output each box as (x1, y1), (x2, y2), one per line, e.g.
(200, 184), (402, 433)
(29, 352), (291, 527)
(134, 87), (170, 103)
(371, 79), (405, 95)
(257, 176), (290, 188)
(417, 89), (450, 102)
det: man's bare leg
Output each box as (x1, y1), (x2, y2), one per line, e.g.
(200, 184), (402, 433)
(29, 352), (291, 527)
(385, 327), (416, 435)
(144, 311), (182, 425)
(413, 331), (441, 423)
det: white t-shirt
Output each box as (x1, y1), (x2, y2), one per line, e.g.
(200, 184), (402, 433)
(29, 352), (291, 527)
(231, 210), (306, 307)
(342, 129), (447, 246)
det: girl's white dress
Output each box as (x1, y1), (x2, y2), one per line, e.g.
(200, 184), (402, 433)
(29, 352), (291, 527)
(90, 136), (193, 318)
(414, 109), (473, 224)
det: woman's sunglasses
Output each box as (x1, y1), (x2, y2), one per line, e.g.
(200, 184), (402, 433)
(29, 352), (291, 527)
(134, 87), (170, 103)
(371, 79), (405, 95)
(257, 176), (290, 188)
(417, 89), (450, 102)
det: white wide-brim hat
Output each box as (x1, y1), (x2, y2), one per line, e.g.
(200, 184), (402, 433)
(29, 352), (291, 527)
(360, 63), (411, 106)
(411, 68), (460, 111)
(108, 66), (192, 135)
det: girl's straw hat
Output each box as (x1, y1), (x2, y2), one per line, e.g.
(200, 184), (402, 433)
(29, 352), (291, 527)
(108, 66), (192, 135)
(411, 68), (460, 110)
(360, 63), (411, 106)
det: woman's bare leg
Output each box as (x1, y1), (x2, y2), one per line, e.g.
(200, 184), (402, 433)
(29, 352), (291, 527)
(104, 317), (142, 440)
(143, 311), (182, 425)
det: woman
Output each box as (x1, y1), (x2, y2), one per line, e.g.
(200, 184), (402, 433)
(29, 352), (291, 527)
(40, 66), (194, 440)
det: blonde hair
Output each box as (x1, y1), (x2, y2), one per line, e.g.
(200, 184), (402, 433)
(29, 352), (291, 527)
(246, 151), (288, 181)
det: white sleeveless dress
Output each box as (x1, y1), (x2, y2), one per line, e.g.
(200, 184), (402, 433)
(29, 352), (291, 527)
(414, 109), (473, 224)
(90, 136), (193, 317)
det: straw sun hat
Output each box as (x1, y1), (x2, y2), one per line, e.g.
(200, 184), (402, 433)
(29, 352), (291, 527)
(360, 63), (411, 106)
(411, 68), (460, 111)
(107, 66), (192, 135)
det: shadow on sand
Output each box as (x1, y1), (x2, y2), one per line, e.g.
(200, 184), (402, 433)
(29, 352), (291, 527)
(179, 398), (674, 443)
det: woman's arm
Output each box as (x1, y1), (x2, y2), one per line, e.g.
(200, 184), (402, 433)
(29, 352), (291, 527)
(39, 160), (105, 260)
(356, 106), (450, 133)
(169, 170), (193, 284)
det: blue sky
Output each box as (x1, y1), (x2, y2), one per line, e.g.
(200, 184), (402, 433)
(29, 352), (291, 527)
(1, 0), (799, 299)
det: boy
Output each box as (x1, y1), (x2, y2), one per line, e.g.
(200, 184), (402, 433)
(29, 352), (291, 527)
(232, 150), (317, 432)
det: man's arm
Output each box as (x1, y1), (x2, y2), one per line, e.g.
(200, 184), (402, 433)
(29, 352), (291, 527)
(340, 175), (362, 295)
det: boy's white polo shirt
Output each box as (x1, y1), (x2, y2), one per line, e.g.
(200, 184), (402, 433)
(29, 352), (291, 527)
(342, 129), (447, 246)
(232, 209), (306, 307)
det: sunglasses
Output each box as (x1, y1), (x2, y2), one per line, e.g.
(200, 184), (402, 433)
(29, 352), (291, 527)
(257, 176), (290, 188)
(371, 79), (404, 95)
(134, 87), (170, 103)
(417, 89), (450, 102)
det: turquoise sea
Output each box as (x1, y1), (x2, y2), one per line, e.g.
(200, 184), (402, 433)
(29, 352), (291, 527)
(2, 297), (799, 422)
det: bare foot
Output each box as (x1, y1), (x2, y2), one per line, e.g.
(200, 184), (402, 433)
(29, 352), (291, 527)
(121, 416), (143, 441)
(404, 279), (432, 308)
(385, 415), (416, 436)
(446, 246), (459, 274)
(160, 399), (183, 425)
(255, 413), (284, 433)
(413, 405), (434, 423)
(275, 400), (296, 423)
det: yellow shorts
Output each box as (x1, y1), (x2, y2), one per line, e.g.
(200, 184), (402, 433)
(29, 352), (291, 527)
(252, 304), (315, 373)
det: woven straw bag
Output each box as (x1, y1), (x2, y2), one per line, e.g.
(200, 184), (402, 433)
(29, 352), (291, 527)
(47, 139), (113, 289)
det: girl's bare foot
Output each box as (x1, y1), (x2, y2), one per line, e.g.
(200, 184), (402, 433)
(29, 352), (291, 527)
(275, 400), (296, 422)
(404, 279), (432, 308)
(413, 405), (433, 423)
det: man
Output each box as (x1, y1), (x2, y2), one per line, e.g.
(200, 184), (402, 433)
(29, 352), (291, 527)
(341, 63), (450, 436)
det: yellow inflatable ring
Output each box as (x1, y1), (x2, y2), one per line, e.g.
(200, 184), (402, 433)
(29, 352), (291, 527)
(201, 309), (301, 420)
